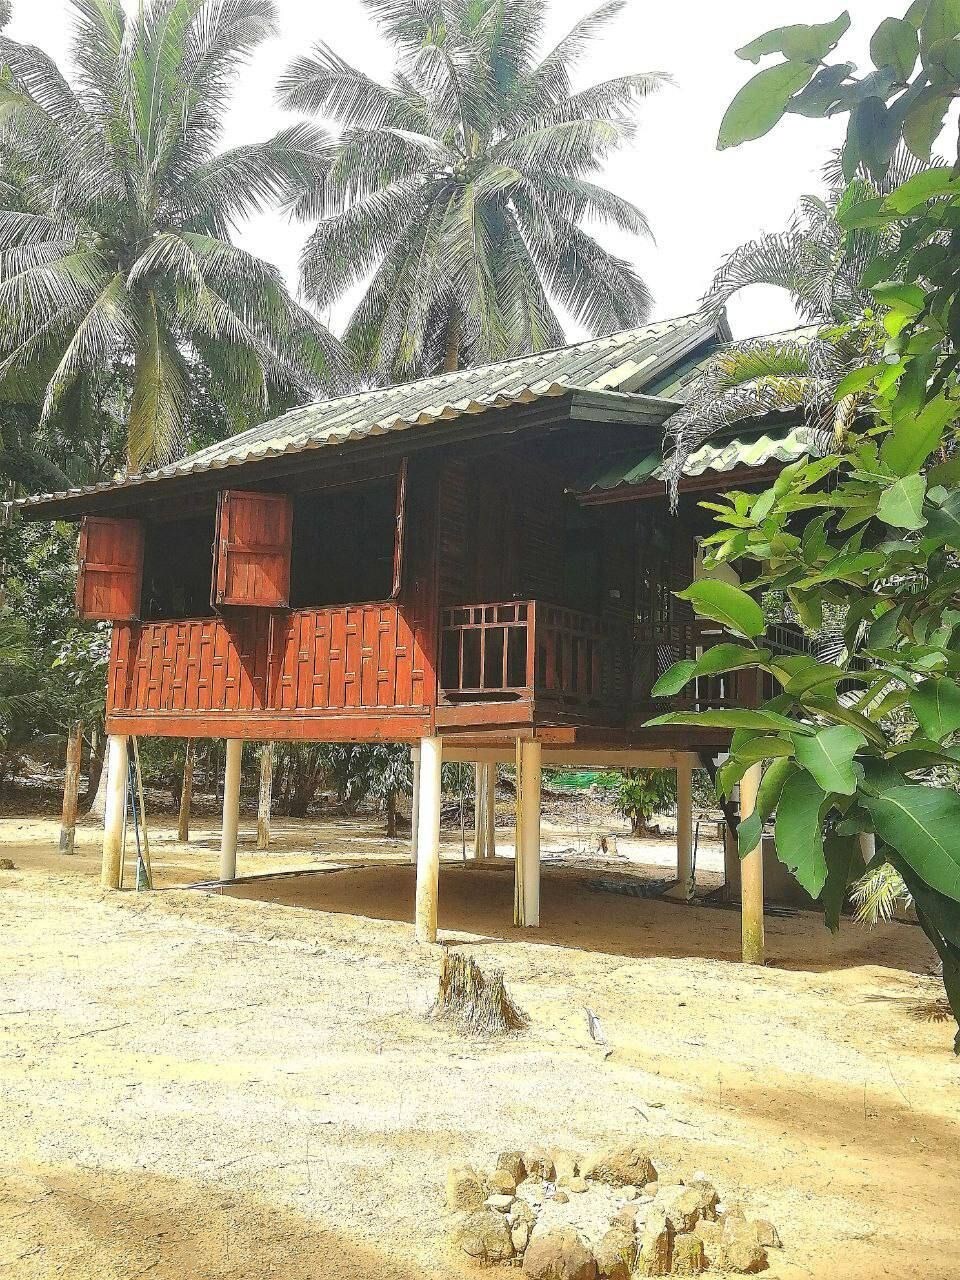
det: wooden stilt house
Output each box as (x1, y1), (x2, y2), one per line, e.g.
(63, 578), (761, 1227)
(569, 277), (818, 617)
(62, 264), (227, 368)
(18, 311), (815, 950)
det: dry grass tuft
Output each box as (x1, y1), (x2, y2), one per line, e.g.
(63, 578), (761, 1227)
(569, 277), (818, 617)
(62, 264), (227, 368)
(432, 951), (528, 1036)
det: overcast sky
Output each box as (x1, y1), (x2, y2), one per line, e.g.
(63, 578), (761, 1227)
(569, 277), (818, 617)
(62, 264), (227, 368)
(8, 0), (902, 341)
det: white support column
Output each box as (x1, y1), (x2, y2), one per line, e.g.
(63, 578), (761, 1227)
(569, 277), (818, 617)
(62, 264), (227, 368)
(410, 746), (421, 866)
(514, 739), (542, 927)
(101, 733), (128, 890)
(472, 763), (484, 859)
(220, 738), (242, 882)
(739, 762), (765, 965)
(483, 763), (497, 858)
(665, 756), (695, 901)
(414, 737), (442, 943)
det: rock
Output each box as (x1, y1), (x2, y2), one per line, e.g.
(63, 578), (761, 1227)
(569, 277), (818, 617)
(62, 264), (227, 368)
(671, 1234), (705, 1276)
(567, 1176), (588, 1195)
(691, 1213), (721, 1264)
(621, 1185), (639, 1201)
(751, 1219), (782, 1249)
(0, 858), (14, 870)
(635, 1225), (672, 1277)
(513, 1220), (533, 1254)
(552, 1190), (570, 1205)
(643, 1181), (660, 1197)
(485, 1194), (516, 1213)
(522, 1227), (598, 1280)
(687, 1182), (719, 1221)
(498, 1151), (527, 1183)
(611, 1204), (640, 1233)
(716, 1222), (768, 1274)
(490, 1169), (518, 1195)
(655, 1186), (704, 1234)
(594, 1227), (637, 1280)
(582, 1146), (657, 1188)
(454, 1210), (514, 1265)
(526, 1149), (557, 1182)
(553, 1150), (579, 1183)
(447, 1166), (485, 1212)
(510, 1200), (537, 1230)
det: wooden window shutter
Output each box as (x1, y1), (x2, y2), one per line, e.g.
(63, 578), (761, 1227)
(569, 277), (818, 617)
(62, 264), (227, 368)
(75, 516), (144, 621)
(212, 489), (293, 609)
(391, 458), (408, 599)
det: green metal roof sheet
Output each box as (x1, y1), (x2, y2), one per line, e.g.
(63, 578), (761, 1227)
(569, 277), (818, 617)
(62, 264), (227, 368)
(18, 312), (719, 515)
(581, 424), (816, 494)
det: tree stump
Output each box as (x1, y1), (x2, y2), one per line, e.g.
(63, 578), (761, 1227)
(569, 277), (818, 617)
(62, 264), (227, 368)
(432, 951), (528, 1036)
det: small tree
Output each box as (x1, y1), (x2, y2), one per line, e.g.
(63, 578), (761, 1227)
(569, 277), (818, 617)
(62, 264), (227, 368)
(612, 768), (676, 836)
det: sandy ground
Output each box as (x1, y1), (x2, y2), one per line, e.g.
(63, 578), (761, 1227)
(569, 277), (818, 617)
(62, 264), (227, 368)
(0, 810), (957, 1280)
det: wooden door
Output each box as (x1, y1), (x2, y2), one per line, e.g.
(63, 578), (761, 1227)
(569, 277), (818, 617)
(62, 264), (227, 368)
(213, 490), (293, 609)
(76, 516), (144, 621)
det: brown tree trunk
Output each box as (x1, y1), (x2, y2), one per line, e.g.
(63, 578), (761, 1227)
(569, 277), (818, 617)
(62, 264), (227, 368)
(177, 740), (194, 843)
(257, 742), (274, 851)
(59, 721), (83, 855)
(385, 788), (397, 839)
(443, 311), (462, 373)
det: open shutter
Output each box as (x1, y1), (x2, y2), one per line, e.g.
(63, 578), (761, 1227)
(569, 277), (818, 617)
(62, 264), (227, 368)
(391, 458), (408, 599)
(76, 516), (144, 621)
(213, 489), (293, 608)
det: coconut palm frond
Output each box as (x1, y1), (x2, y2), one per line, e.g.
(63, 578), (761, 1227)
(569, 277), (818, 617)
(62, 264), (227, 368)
(852, 861), (911, 925)
(281, 0), (662, 381)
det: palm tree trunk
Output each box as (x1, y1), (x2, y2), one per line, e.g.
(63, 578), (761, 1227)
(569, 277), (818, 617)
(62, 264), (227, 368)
(59, 721), (83, 855)
(257, 743), (274, 851)
(443, 311), (462, 373)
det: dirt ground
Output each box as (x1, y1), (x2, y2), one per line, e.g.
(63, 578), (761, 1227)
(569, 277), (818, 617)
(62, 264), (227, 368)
(0, 808), (957, 1280)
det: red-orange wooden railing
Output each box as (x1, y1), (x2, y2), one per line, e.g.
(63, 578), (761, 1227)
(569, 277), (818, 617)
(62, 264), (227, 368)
(108, 602), (429, 718)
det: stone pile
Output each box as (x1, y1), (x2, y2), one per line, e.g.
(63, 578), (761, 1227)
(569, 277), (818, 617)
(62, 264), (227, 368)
(448, 1146), (781, 1276)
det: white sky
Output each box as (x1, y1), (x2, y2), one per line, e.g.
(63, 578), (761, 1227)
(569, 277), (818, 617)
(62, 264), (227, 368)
(8, 0), (900, 341)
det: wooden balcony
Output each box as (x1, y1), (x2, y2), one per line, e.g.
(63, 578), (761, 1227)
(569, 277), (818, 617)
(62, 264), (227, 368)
(106, 602), (432, 741)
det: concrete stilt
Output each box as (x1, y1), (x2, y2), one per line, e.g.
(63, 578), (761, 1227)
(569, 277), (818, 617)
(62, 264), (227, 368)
(472, 763), (484, 859)
(514, 739), (542, 927)
(483, 763), (497, 858)
(739, 762), (765, 964)
(414, 737), (442, 943)
(220, 738), (242, 882)
(665, 757), (695, 900)
(410, 746), (421, 866)
(101, 734), (128, 890)
(257, 742), (274, 851)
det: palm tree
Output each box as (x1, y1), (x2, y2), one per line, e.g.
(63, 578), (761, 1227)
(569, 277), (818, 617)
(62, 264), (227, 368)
(663, 147), (934, 484)
(0, 0), (351, 474)
(277, 0), (667, 382)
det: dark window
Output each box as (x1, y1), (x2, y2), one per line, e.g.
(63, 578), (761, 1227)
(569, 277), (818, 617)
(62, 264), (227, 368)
(290, 478), (397, 608)
(141, 512), (216, 620)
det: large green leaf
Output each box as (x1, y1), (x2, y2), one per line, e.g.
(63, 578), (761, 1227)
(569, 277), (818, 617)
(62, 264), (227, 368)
(821, 833), (867, 933)
(718, 61), (817, 149)
(884, 164), (959, 212)
(646, 709), (810, 733)
(675, 580), (765, 638)
(870, 15), (920, 77)
(909, 676), (960, 741)
(877, 473), (927, 529)
(775, 769), (830, 897)
(880, 393), (958, 475)
(863, 785), (960, 904)
(794, 725), (866, 796)
(925, 488), (960, 549)
(737, 14), (851, 63)
(651, 643), (770, 696)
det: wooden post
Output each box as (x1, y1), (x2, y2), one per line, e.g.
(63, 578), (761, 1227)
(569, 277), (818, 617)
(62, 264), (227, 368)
(472, 763), (484, 859)
(483, 763), (497, 858)
(177, 740), (194, 842)
(59, 721), (83, 855)
(220, 738), (242, 882)
(257, 742), (274, 851)
(101, 734), (128, 890)
(410, 746), (421, 866)
(739, 762), (765, 964)
(514, 739), (541, 927)
(414, 736), (442, 943)
(666, 757), (695, 900)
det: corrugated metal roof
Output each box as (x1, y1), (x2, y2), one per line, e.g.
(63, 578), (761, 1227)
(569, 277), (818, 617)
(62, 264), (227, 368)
(580, 424), (815, 494)
(17, 312), (718, 515)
